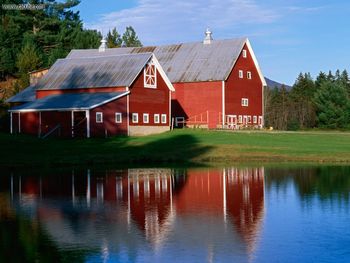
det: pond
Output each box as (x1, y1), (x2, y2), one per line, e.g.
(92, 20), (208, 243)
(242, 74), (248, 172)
(1, 166), (350, 262)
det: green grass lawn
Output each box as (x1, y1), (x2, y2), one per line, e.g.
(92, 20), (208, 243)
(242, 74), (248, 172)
(1, 129), (350, 168)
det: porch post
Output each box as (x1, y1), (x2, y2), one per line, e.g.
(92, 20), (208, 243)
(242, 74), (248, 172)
(18, 112), (21, 133)
(71, 111), (74, 138)
(86, 110), (90, 138)
(38, 112), (42, 138)
(10, 112), (13, 134)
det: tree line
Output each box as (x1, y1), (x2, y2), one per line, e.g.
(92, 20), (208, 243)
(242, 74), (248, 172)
(265, 70), (350, 130)
(0, 0), (142, 99)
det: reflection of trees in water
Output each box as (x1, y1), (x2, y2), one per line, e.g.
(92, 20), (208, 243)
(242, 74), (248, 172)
(0, 194), (89, 263)
(266, 166), (350, 202)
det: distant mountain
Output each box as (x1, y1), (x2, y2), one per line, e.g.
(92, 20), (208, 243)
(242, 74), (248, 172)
(265, 77), (292, 90)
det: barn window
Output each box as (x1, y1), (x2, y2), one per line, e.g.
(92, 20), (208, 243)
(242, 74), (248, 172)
(143, 113), (149, 123)
(241, 98), (249, 107)
(161, 114), (167, 124)
(253, 115), (257, 124)
(238, 115), (243, 123)
(144, 62), (157, 88)
(115, 113), (122, 123)
(96, 112), (103, 123)
(154, 114), (160, 124)
(239, 70), (243, 78)
(247, 71), (252, 79)
(132, 113), (138, 123)
(242, 49), (247, 58)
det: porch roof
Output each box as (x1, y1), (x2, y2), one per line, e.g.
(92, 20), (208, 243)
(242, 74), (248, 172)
(9, 92), (129, 112)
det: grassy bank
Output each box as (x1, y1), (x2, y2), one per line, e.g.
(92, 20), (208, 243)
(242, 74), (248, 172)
(1, 129), (350, 168)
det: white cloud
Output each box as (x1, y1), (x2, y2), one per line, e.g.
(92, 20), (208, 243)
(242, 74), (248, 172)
(85, 0), (278, 45)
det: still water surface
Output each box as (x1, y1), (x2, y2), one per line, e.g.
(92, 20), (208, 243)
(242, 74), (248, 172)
(1, 166), (350, 262)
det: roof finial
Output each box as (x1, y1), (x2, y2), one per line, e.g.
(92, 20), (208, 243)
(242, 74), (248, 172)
(203, 27), (213, 45)
(99, 36), (108, 52)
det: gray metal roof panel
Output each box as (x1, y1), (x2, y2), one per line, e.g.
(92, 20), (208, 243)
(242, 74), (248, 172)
(67, 38), (247, 82)
(36, 53), (152, 90)
(9, 92), (128, 112)
(5, 85), (37, 103)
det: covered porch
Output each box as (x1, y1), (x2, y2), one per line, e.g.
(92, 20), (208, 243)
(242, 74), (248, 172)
(9, 92), (129, 138)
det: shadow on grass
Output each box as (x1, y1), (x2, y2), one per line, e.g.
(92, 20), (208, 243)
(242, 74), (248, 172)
(0, 132), (213, 169)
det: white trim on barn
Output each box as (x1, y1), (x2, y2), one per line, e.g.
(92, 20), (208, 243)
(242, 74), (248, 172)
(151, 55), (175, 92)
(245, 39), (267, 86)
(126, 86), (130, 136)
(222, 81), (225, 125)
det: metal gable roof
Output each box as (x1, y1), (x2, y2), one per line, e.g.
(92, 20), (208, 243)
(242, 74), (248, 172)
(9, 92), (129, 112)
(67, 38), (248, 83)
(35, 53), (153, 91)
(5, 85), (36, 103)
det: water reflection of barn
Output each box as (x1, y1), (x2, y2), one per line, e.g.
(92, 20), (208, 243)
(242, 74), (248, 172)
(6, 167), (265, 260)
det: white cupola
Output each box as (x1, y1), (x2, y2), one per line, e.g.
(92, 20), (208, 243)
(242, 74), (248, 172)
(99, 37), (108, 52)
(203, 27), (213, 44)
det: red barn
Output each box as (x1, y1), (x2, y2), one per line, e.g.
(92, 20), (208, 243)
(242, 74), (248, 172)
(8, 53), (174, 137)
(66, 30), (266, 129)
(7, 30), (266, 136)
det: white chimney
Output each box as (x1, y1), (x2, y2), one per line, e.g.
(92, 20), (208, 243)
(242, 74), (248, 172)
(99, 37), (107, 52)
(203, 27), (213, 44)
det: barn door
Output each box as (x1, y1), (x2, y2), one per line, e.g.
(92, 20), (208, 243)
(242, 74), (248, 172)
(73, 111), (87, 137)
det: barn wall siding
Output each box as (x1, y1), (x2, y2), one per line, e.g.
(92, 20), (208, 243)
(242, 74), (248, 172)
(225, 43), (263, 120)
(41, 111), (72, 137)
(20, 112), (39, 135)
(172, 81), (222, 129)
(129, 69), (170, 128)
(36, 87), (126, 99)
(90, 96), (128, 137)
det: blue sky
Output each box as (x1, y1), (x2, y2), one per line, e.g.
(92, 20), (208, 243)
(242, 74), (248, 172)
(74, 0), (350, 85)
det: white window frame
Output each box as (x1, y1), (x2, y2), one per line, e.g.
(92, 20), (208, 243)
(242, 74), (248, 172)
(247, 71), (252, 79)
(241, 98), (249, 107)
(115, 112), (122, 123)
(96, 112), (103, 123)
(238, 115), (243, 123)
(132, 113), (139, 123)
(154, 114), (160, 124)
(242, 49), (247, 58)
(253, 115), (257, 124)
(144, 61), (157, 89)
(143, 113), (149, 124)
(161, 114), (167, 124)
(239, 70), (243, 79)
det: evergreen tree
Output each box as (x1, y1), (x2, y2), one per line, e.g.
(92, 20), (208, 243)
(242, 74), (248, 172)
(315, 71), (327, 89)
(106, 28), (122, 48)
(290, 72), (316, 128)
(122, 26), (142, 47)
(313, 81), (350, 128)
(339, 70), (350, 97)
(16, 42), (42, 88)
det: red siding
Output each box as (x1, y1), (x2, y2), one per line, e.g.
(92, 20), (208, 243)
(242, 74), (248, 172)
(41, 111), (72, 137)
(172, 81), (222, 128)
(129, 70), (170, 126)
(225, 44), (263, 122)
(90, 95), (128, 136)
(36, 87), (126, 99)
(20, 112), (39, 135)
